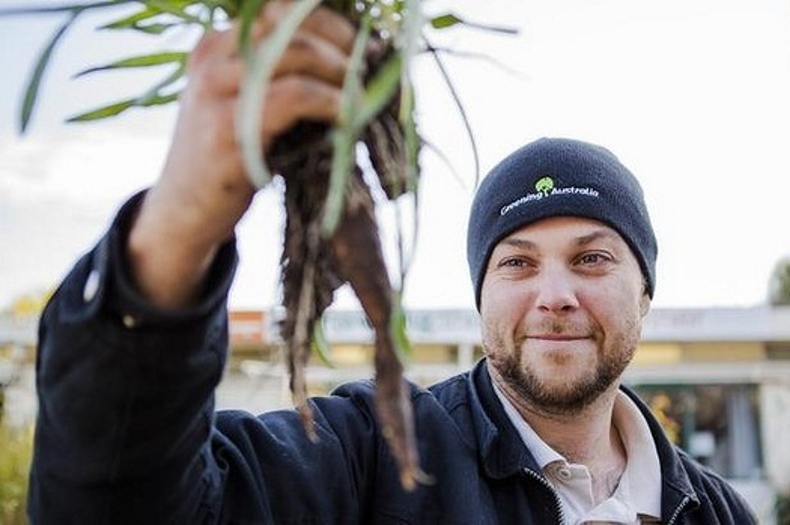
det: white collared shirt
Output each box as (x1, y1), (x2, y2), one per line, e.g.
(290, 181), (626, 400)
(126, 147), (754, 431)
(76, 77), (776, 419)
(493, 385), (662, 524)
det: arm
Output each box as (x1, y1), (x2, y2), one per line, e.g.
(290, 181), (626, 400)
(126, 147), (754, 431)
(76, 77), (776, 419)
(29, 194), (238, 523)
(28, 3), (358, 523)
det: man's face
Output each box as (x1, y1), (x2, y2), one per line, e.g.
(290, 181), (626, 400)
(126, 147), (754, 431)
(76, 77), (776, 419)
(479, 216), (650, 416)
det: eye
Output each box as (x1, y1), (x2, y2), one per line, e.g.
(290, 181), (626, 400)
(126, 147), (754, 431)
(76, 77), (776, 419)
(499, 257), (529, 268)
(575, 251), (613, 267)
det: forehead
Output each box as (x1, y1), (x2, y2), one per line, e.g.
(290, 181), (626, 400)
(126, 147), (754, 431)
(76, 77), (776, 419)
(496, 216), (628, 250)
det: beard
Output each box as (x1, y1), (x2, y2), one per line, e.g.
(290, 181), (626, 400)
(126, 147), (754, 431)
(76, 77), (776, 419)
(484, 320), (639, 417)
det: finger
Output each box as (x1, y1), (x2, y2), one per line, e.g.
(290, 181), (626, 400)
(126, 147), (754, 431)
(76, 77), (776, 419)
(190, 33), (349, 106)
(185, 58), (243, 103)
(260, 76), (342, 151)
(271, 32), (348, 86)
(262, 1), (356, 55)
(193, 19), (349, 98)
(187, 29), (242, 95)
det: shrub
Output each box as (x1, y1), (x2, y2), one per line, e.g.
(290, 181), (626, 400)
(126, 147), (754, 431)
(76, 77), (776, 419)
(0, 406), (33, 525)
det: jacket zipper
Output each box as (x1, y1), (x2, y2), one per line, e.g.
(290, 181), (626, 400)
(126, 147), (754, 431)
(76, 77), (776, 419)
(666, 495), (692, 525)
(522, 468), (566, 524)
(523, 467), (693, 525)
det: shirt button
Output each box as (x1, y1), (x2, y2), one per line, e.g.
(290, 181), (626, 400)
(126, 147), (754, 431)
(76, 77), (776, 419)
(83, 270), (100, 302)
(122, 314), (138, 329)
(556, 467), (572, 481)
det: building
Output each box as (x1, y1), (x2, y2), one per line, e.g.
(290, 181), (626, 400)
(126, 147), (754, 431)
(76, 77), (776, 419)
(3, 305), (790, 521)
(224, 306), (790, 523)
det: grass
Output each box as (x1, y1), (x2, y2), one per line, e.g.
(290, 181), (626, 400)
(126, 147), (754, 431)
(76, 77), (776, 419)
(0, 396), (33, 525)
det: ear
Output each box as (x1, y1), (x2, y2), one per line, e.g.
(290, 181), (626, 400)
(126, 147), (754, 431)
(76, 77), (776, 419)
(639, 291), (651, 318)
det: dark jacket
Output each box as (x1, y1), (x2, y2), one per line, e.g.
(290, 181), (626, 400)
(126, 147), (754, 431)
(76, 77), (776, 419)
(28, 196), (757, 524)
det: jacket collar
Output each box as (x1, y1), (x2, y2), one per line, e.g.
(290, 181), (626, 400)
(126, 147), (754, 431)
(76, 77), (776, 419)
(465, 359), (543, 478)
(463, 359), (700, 515)
(619, 387), (701, 517)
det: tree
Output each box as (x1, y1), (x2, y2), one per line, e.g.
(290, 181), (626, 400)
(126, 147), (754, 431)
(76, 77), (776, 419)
(769, 256), (790, 306)
(3, 289), (52, 320)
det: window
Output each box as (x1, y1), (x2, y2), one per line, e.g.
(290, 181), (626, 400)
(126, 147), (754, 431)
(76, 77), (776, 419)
(633, 384), (763, 479)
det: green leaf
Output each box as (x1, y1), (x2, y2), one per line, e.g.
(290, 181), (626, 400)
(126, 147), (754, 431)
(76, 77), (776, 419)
(19, 10), (79, 134)
(350, 53), (402, 134)
(321, 15), (373, 236)
(400, 80), (420, 194)
(430, 13), (462, 30)
(128, 21), (179, 34)
(389, 290), (412, 362)
(140, 0), (200, 21)
(396, 77), (420, 284)
(0, 1), (130, 18)
(99, 5), (166, 30)
(66, 92), (178, 122)
(322, 49), (405, 238)
(237, 0), (266, 58)
(237, 0), (322, 189)
(311, 320), (337, 368)
(75, 51), (187, 76)
(68, 57), (184, 122)
(430, 12), (518, 35)
(66, 98), (136, 121)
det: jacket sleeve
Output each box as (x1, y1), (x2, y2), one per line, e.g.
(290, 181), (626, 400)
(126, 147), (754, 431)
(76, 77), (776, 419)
(27, 192), (239, 524)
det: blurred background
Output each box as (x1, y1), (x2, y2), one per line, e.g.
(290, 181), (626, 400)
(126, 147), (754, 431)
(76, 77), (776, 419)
(2, 0), (790, 522)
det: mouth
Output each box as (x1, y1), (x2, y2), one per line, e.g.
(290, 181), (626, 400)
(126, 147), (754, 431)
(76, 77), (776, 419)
(527, 334), (589, 341)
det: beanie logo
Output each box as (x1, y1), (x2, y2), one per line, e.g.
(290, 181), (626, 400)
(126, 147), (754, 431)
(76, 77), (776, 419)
(535, 176), (555, 196)
(499, 175), (600, 216)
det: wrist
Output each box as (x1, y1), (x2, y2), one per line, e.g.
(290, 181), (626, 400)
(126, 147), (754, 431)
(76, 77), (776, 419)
(127, 190), (224, 309)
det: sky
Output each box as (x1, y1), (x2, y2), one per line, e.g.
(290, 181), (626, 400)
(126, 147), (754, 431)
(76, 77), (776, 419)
(1, 0), (790, 313)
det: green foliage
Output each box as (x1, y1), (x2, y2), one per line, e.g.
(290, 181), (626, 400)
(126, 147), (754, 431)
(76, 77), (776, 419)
(777, 492), (790, 525)
(769, 256), (790, 306)
(1, 0), (514, 372)
(0, 0), (511, 132)
(0, 413), (33, 525)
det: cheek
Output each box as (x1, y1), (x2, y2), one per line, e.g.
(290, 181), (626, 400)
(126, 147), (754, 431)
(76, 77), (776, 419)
(480, 285), (520, 328)
(589, 289), (646, 340)
(480, 286), (527, 348)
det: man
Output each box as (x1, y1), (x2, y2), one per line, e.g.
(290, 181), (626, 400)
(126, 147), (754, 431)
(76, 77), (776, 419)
(28, 3), (756, 524)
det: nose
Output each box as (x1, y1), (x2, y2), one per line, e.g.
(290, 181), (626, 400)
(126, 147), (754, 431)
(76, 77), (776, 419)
(534, 264), (579, 313)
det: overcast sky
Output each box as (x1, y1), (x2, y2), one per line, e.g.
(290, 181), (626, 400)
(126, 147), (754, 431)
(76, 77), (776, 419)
(1, 0), (789, 312)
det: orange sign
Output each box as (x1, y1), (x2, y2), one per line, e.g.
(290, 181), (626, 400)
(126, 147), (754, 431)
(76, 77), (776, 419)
(229, 310), (266, 346)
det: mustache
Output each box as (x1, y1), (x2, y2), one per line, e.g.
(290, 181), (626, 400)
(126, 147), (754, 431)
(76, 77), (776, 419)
(517, 321), (595, 339)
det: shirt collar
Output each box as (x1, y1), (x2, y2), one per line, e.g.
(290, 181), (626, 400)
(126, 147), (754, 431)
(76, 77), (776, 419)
(492, 381), (564, 468)
(612, 390), (663, 519)
(492, 382), (662, 519)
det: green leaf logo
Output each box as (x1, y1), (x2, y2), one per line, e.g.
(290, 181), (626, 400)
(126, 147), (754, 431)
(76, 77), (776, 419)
(535, 176), (554, 196)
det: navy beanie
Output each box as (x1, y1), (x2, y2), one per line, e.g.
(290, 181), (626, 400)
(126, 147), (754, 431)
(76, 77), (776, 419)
(467, 137), (657, 309)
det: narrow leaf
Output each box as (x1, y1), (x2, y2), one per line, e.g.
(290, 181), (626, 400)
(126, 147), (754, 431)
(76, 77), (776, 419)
(397, 77), (420, 286)
(140, 0), (201, 22)
(237, 0), (322, 189)
(350, 53), (402, 134)
(426, 41), (481, 185)
(430, 13), (462, 30)
(0, 1), (130, 17)
(321, 15), (373, 236)
(19, 11), (79, 134)
(311, 321), (336, 368)
(127, 22), (179, 34)
(66, 99), (135, 121)
(388, 291), (412, 362)
(98, 5), (165, 30)
(75, 51), (187, 76)
(66, 92), (179, 122)
(98, 0), (199, 31)
(68, 59), (184, 122)
(430, 12), (518, 35)
(238, 0), (266, 58)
